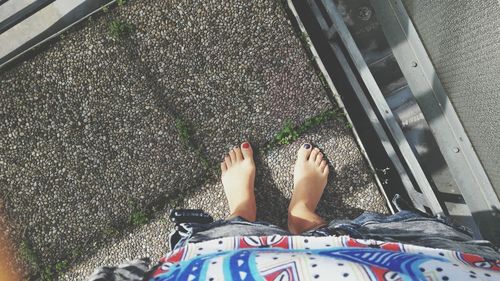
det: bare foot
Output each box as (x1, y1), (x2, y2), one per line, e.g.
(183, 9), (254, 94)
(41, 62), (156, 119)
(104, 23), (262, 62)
(221, 142), (257, 222)
(288, 143), (329, 234)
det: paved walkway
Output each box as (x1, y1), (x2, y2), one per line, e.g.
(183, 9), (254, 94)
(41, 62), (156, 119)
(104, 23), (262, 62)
(0, 0), (388, 279)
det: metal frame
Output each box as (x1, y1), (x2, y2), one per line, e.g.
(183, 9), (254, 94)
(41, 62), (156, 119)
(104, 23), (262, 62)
(309, 0), (422, 211)
(370, 0), (500, 241)
(286, 0), (395, 214)
(0, 0), (115, 70)
(310, 0), (444, 215)
(0, 0), (54, 34)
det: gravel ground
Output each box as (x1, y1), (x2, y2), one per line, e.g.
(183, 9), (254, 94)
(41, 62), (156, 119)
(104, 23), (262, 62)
(124, 0), (333, 161)
(64, 118), (388, 280)
(0, 0), (388, 279)
(62, 179), (226, 281)
(256, 120), (389, 228)
(0, 24), (207, 271)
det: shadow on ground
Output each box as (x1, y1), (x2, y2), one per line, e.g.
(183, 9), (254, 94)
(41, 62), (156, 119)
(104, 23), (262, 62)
(0, 0), (387, 280)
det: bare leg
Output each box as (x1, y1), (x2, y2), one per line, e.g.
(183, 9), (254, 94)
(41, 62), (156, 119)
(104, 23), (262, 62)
(288, 144), (329, 234)
(221, 142), (257, 222)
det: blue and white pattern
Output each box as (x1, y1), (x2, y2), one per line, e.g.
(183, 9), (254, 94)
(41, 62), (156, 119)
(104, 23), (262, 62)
(151, 240), (500, 281)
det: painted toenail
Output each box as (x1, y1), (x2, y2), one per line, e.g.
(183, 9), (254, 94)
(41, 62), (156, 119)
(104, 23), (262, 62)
(242, 142), (250, 149)
(304, 144), (311, 149)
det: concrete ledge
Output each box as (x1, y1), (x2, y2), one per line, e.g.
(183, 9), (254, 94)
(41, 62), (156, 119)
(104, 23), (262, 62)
(0, 0), (112, 69)
(0, 0), (37, 22)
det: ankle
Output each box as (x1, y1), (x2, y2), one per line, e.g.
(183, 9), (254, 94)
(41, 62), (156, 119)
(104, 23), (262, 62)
(288, 204), (325, 234)
(288, 201), (314, 215)
(229, 204), (256, 222)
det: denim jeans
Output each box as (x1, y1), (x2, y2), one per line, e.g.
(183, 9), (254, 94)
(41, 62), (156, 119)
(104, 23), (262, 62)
(178, 211), (499, 260)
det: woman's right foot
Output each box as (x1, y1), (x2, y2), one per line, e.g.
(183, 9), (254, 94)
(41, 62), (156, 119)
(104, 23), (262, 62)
(288, 143), (329, 234)
(221, 142), (257, 222)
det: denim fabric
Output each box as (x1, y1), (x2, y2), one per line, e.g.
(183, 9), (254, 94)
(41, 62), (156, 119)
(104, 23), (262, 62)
(177, 211), (500, 259)
(176, 217), (289, 248)
(305, 211), (499, 260)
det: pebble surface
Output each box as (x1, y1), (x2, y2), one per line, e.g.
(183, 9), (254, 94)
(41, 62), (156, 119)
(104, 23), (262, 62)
(0, 0), (388, 279)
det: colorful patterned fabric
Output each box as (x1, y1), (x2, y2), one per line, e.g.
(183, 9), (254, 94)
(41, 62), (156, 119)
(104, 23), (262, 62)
(149, 235), (500, 281)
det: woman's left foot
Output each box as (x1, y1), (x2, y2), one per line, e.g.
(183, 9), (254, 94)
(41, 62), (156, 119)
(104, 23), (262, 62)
(221, 142), (257, 221)
(288, 143), (328, 234)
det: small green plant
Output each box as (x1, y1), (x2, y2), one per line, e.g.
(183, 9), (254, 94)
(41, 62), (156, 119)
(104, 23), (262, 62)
(109, 20), (133, 39)
(175, 119), (190, 148)
(300, 31), (310, 46)
(301, 109), (343, 132)
(175, 118), (214, 175)
(129, 209), (148, 225)
(275, 121), (299, 145)
(266, 109), (343, 150)
(117, 0), (126, 6)
(40, 266), (54, 281)
(195, 147), (211, 170)
(20, 239), (73, 280)
(54, 260), (68, 273)
(39, 260), (69, 281)
(20, 240), (40, 270)
(102, 5), (109, 12)
(318, 72), (328, 87)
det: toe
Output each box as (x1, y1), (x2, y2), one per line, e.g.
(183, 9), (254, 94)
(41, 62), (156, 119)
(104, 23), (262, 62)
(224, 156), (232, 168)
(241, 142), (253, 160)
(323, 164), (329, 175)
(297, 143), (313, 161)
(320, 160), (327, 171)
(229, 149), (237, 162)
(315, 152), (323, 165)
(234, 146), (243, 161)
(310, 148), (320, 162)
(221, 162), (227, 174)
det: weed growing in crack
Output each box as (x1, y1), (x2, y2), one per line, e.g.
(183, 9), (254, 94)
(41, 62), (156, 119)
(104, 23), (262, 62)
(129, 209), (149, 226)
(318, 72), (329, 88)
(275, 121), (299, 145)
(300, 31), (311, 46)
(109, 20), (134, 39)
(40, 266), (54, 281)
(54, 260), (69, 275)
(20, 239), (71, 281)
(175, 118), (215, 176)
(175, 119), (190, 148)
(20, 240), (39, 270)
(265, 109), (343, 151)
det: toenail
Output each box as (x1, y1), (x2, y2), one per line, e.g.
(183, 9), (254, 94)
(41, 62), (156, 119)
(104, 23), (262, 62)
(242, 142), (250, 149)
(304, 144), (311, 149)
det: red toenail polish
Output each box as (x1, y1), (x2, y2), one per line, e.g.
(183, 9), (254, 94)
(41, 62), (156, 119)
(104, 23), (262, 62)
(242, 142), (250, 149)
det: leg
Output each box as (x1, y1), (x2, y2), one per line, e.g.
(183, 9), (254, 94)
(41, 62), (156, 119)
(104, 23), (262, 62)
(221, 142), (257, 222)
(288, 143), (329, 234)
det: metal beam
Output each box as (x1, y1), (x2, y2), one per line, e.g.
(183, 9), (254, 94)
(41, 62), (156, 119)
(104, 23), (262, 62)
(370, 0), (500, 241)
(316, 0), (444, 215)
(306, 0), (436, 213)
(0, 0), (114, 70)
(287, 0), (395, 213)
